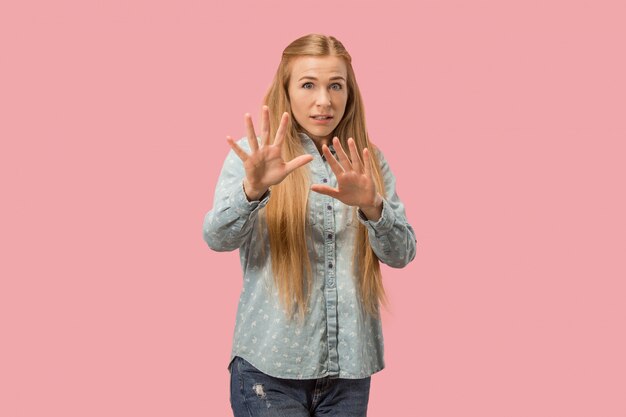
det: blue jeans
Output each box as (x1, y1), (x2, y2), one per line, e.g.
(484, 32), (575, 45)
(229, 356), (371, 417)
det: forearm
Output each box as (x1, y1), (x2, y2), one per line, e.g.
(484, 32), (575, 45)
(359, 199), (417, 268)
(203, 181), (269, 252)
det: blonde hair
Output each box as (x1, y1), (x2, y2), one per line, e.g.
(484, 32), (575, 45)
(263, 33), (387, 321)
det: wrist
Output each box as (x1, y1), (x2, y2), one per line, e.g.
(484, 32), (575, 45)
(243, 179), (267, 202)
(359, 194), (383, 221)
(360, 193), (383, 211)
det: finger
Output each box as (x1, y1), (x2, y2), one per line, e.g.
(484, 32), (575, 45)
(244, 113), (259, 152)
(332, 136), (353, 171)
(363, 147), (372, 178)
(226, 136), (249, 162)
(347, 137), (363, 173)
(285, 154), (314, 174)
(322, 143), (344, 176)
(260, 105), (270, 146)
(310, 184), (341, 199)
(273, 112), (289, 147)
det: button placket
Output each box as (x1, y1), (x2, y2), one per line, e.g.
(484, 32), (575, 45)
(323, 197), (336, 289)
(302, 133), (340, 376)
(322, 183), (339, 375)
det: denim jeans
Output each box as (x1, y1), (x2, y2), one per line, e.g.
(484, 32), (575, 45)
(229, 356), (371, 417)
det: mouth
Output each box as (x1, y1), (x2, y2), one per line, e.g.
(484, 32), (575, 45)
(310, 115), (333, 124)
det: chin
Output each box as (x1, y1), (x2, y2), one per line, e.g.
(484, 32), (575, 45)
(307, 126), (333, 138)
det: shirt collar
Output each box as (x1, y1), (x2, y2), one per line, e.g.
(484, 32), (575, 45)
(298, 131), (337, 157)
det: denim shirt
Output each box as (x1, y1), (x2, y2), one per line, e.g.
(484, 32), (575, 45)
(203, 132), (417, 379)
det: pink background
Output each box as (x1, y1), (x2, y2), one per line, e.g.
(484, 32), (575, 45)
(1, 0), (625, 416)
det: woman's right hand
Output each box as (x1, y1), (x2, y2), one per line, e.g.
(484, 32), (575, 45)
(226, 105), (314, 201)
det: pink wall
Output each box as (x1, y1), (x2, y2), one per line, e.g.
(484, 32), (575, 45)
(1, 0), (625, 416)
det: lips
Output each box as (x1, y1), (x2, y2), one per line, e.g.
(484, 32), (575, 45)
(310, 115), (333, 119)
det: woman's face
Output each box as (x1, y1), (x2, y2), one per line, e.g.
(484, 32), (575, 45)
(287, 55), (348, 146)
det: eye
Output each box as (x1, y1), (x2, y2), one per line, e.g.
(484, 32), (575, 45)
(302, 82), (313, 89)
(330, 83), (343, 90)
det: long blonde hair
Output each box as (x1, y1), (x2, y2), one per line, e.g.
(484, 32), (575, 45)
(263, 34), (387, 321)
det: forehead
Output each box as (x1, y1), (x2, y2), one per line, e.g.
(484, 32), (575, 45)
(289, 55), (347, 80)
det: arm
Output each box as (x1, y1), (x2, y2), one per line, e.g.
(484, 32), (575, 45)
(309, 137), (417, 268)
(356, 148), (417, 268)
(202, 139), (270, 252)
(203, 107), (312, 252)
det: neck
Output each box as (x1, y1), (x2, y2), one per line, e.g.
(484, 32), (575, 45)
(313, 139), (329, 155)
(306, 133), (331, 155)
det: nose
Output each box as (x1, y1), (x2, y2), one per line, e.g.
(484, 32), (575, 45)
(315, 89), (332, 107)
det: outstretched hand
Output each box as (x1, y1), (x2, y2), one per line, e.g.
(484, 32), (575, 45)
(227, 106), (313, 201)
(310, 137), (383, 220)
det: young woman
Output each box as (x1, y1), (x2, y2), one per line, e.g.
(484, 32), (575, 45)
(203, 33), (416, 417)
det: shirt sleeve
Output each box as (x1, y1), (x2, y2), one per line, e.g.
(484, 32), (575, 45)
(356, 148), (417, 268)
(202, 137), (270, 252)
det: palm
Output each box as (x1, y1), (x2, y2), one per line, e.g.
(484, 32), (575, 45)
(333, 169), (376, 206)
(227, 106), (313, 196)
(243, 144), (290, 186)
(310, 136), (379, 209)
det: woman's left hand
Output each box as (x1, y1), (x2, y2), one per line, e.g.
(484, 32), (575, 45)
(311, 137), (383, 220)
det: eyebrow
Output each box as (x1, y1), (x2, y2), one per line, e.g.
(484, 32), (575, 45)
(298, 76), (346, 82)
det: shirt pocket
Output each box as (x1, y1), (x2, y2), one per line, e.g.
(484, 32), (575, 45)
(345, 205), (358, 228)
(307, 195), (320, 226)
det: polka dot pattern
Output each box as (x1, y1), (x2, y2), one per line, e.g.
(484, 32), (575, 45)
(202, 132), (416, 379)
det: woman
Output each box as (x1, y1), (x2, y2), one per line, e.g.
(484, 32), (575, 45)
(203, 33), (416, 417)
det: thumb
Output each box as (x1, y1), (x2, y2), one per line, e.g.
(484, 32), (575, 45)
(285, 154), (314, 174)
(310, 184), (340, 199)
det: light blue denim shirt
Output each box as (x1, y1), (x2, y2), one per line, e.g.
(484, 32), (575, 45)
(203, 132), (416, 379)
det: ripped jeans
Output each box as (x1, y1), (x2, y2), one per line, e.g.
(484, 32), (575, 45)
(229, 356), (371, 417)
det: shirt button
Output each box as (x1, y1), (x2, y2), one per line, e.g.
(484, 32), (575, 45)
(323, 178), (328, 183)
(327, 233), (332, 239)
(328, 263), (333, 268)
(326, 205), (332, 210)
